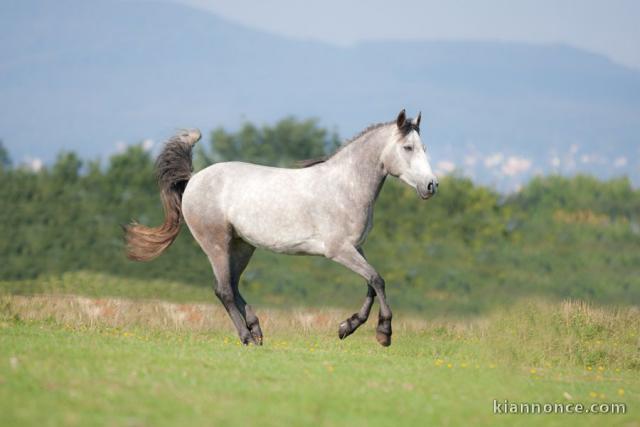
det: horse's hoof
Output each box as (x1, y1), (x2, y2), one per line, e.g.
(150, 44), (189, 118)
(252, 333), (263, 346)
(376, 332), (391, 347)
(248, 322), (263, 346)
(240, 332), (255, 346)
(338, 321), (350, 340)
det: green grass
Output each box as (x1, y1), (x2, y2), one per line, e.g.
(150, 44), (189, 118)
(1, 295), (638, 426)
(0, 271), (213, 303)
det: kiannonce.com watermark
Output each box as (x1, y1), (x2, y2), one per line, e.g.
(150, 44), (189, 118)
(493, 399), (627, 415)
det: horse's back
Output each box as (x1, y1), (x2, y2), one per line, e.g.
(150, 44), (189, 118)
(187, 161), (310, 198)
(183, 161), (327, 254)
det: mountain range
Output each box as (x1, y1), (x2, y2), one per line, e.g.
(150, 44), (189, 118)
(1, 0), (639, 189)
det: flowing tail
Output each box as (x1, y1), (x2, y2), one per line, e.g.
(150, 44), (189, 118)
(125, 129), (201, 261)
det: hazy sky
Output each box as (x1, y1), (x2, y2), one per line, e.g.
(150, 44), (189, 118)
(176, 0), (640, 69)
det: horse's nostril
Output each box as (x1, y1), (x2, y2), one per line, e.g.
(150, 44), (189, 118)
(427, 182), (434, 193)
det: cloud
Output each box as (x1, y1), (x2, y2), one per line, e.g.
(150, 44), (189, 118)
(436, 160), (455, 175)
(501, 156), (532, 176)
(114, 139), (154, 154)
(484, 153), (504, 168)
(613, 156), (627, 168)
(464, 155), (477, 167)
(23, 157), (43, 172)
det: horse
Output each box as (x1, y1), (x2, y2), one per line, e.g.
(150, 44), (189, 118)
(125, 109), (438, 346)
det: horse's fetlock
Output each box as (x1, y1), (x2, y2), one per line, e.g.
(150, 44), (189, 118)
(378, 312), (392, 322)
(246, 317), (260, 329)
(349, 313), (364, 324)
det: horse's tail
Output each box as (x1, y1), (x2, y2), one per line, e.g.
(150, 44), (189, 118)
(125, 129), (201, 261)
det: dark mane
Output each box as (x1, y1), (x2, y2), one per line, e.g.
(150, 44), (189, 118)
(298, 157), (329, 168)
(298, 121), (392, 168)
(298, 118), (420, 168)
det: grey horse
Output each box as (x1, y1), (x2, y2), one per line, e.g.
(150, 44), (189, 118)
(126, 109), (438, 346)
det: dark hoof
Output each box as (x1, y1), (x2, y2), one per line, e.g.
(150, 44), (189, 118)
(240, 330), (257, 346)
(240, 334), (262, 346)
(251, 333), (263, 346)
(248, 323), (263, 346)
(338, 321), (351, 340)
(376, 331), (391, 347)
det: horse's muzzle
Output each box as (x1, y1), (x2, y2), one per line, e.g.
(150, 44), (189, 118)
(417, 179), (438, 199)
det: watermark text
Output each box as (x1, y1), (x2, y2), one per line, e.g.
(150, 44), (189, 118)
(493, 399), (627, 415)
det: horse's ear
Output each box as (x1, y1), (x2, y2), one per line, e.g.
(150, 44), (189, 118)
(396, 109), (406, 128)
(416, 111), (422, 128)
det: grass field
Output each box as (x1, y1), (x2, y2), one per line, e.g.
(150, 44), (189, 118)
(1, 292), (638, 426)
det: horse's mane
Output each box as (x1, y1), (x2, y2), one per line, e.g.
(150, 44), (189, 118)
(298, 121), (392, 168)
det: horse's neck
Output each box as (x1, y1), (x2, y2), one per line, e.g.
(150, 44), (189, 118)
(324, 128), (389, 208)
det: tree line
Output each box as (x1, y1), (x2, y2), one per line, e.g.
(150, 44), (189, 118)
(1, 118), (639, 312)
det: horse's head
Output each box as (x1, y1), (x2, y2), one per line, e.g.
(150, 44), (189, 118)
(382, 109), (438, 199)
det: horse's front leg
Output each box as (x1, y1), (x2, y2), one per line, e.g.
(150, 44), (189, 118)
(370, 275), (392, 346)
(338, 285), (375, 339)
(330, 245), (393, 346)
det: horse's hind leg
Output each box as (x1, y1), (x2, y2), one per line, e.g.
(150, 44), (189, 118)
(230, 239), (263, 344)
(235, 292), (263, 344)
(206, 241), (256, 345)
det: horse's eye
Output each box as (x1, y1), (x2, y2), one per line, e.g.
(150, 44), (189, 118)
(403, 145), (413, 152)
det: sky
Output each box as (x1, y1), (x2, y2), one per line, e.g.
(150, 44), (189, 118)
(1, 0), (638, 188)
(176, 0), (640, 70)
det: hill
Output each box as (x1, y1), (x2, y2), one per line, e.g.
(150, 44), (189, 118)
(1, 0), (639, 189)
